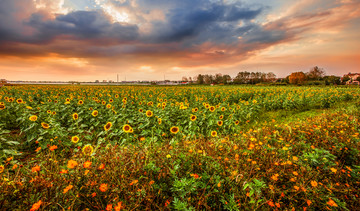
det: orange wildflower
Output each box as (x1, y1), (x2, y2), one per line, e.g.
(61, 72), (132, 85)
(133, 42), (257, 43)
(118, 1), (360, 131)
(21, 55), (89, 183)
(63, 185), (73, 194)
(67, 160), (78, 169)
(49, 145), (58, 151)
(31, 165), (40, 173)
(35, 147), (41, 152)
(114, 201), (124, 211)
(310, 180), (318, 187)
(98, 163), (105, 170)
(327, 199), (338, 207)
(83, 161), (92, 169)
(99, 183), (108, 192)
(106, 204), (113, 211)
(30, 200), (42, 211)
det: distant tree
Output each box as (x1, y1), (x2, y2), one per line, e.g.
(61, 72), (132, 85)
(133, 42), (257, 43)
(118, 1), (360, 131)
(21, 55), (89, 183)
(356, 76), (360, 82)
(214, 73), (223, 84)
(196, 74), (204, 84)
(324, 75), (341, 85)
(307, 66), (325, 80)
(234, 71), (250, 84)
(266, 72), (277, 82)
(182, 76), (188, 82)
(289, 72), (306, 84)
(342, 76), (351, 84)
(203, 74), (214, 84)
(222, 75), (232, 84)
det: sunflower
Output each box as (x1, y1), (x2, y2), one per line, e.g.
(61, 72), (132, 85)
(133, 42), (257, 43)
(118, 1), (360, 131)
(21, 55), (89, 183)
(41, 122), (49, 129)
(29, 115), (38, 121)
(138, 109), (143, 112)
(217, 120), (223, 126)
(194, 108), (198, 112)
(211, 131), (217, 137)
(170, 126), (179, 134)
(16, 98), (23, 104)
(47, 110), (51, 114)
(66, 98), (70, 102)
(92, 110), (98, 117)
(71, 136), (79, 143)
(115, 94), (119, 98)
(106, 104), (112, 109)
(78, 100), (84, 105)
(190, 115), (197, 121)
(122, 124), (132, 133)
(52, 111), (56, 115)
(109, 99), (114, 103)
(104, 122), (112, 131)
(219, 115), (224, 119)
(221, 107), (226, 111)
(82, 144), (94, 156)
(73, 113), (78, 120)
(146, 110), (153, 117)
(234, 120), (240, 125)
(209, 106), (215, 112)
(0, 104), (5, 110)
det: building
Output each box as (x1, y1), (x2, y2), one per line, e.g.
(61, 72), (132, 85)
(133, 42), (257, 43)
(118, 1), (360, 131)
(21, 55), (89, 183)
(343, 72), (360, 85)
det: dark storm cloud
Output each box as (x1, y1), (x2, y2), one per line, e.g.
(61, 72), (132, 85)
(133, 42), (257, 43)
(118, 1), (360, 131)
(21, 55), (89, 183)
(25, 10), (139, 43)
(0, 0), (293, 59)
(148, 2), (263, 43)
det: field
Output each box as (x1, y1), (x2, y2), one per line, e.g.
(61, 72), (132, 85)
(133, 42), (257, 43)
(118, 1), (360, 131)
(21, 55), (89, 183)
(0, 85), (359, 210)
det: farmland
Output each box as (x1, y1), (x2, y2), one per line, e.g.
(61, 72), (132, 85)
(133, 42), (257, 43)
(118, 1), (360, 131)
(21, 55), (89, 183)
(0, 85), (359, 210)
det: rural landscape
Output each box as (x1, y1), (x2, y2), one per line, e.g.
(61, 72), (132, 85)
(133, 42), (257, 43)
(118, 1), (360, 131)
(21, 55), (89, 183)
(1, 82), (359, 210)
(1, 0), (360, 210)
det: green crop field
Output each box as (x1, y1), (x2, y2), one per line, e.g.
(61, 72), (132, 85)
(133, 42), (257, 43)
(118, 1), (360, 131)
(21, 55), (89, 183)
(0, 85), (359, 210)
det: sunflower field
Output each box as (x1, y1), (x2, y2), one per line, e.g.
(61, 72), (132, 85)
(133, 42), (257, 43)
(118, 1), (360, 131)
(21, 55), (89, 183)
(0, 85), (359, 210)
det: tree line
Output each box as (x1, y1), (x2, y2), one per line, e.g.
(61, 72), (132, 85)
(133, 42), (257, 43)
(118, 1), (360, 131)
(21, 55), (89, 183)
(182, 66), (344, 85)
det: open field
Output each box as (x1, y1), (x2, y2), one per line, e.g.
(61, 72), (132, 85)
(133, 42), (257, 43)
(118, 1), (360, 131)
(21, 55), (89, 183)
(0, 85), (359, 210)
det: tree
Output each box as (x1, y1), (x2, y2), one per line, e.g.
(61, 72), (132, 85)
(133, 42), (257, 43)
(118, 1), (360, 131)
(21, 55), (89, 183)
(222, 75), (232, 84)
(234, 71), (250, 84)
(324, 75), (341, 85)
(341, 76), (351, 84)
(181, 76), (188, 82)
(214, 73), (223, 84)
(195, 74), (204, 84)
(266, 72), (276, 82)
(289, 72), (306, 84)
(307, 66), (325, 80)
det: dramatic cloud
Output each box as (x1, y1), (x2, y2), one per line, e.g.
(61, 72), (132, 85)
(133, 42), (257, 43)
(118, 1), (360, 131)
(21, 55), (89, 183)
(0, 0), (359, 81)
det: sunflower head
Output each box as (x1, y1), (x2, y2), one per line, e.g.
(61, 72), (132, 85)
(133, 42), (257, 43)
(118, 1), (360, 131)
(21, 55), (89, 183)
(211, 131), (217, 137)
(73, 113), (79, 120)
(122, 124), (132, 133)
(78, 100), (84, 105)
(170, 126), (179, 134)
(158, 118), (162, 124)
(16, 98), (23, 104)
(146, 110), (153, 117)
(209, 106), (215, 112)
(104, 122), (112, 131)
(190, 115), (197, 121)
(106, 104), (112, 109)
(41, 122), (50, 129)
(217, 120), (223, 126)
(0, 104), (5, 110)
(235, 120), (240, 125)
(92, 110), (98, 117)
(82, 145), (94, 156)
(29, 115), (38, 121)
(71, 136), (79, 143)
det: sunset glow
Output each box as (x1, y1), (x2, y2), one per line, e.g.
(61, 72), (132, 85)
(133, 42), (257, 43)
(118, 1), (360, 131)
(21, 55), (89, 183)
(0, 0), (359, 81)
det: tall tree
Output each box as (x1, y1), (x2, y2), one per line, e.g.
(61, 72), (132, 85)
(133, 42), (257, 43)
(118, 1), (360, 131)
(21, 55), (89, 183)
(289, 72), (306, 84)
(307, 66), (325, 80)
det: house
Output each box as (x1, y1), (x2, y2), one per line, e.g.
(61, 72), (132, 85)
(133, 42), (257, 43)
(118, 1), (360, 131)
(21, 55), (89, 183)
(343, 72), (360, 85)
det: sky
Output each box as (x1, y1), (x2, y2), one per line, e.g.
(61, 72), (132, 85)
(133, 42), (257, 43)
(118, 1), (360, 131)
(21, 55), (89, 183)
(0, 0), (359, 81)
